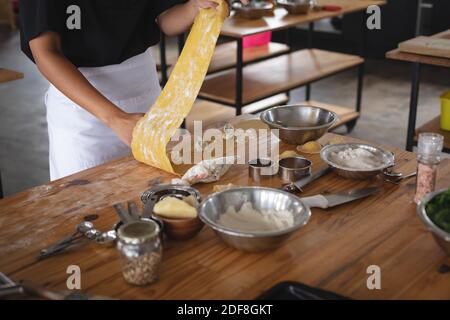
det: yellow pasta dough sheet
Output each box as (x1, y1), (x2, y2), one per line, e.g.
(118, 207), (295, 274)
(132, 1), (228, 174)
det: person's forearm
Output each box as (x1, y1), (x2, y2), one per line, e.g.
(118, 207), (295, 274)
(157, 2), (198, 36)
(33, 47), (126, 127)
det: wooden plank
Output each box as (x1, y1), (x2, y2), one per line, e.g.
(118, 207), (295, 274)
(414, 116), (450, 151)
(0, 68), (23, 84)
(209, 41), (290, 74)
(399, 36), (450, 59)
(200, 49), (364, 105)
(386, 29), (450, 68)
(221, 0), (387, 38)
(300, 100), (359, 129)
(185, 100), (236, 131)
(0, 129), (449, 300)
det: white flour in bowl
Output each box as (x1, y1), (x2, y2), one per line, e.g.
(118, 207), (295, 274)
(218, 202), (294, 232)
(330, 148), (384, 170)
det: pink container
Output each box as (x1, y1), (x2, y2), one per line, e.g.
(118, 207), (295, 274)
(243, 32), (272, 48)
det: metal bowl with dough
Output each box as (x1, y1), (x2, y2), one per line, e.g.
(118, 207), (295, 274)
(232, 1), (274, 19)
(277, 0), (311, 14)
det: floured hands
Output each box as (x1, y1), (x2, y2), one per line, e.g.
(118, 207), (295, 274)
(109, 113), (145, 147)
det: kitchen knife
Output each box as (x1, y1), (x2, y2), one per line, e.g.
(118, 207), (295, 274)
(294, 166), (332, 191)
(300, 187), (379, 209)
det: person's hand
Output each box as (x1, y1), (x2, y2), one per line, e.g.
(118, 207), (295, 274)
(109, 112), (145, 147)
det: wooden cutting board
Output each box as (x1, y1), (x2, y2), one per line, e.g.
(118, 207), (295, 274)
(398, 36), (450, 59)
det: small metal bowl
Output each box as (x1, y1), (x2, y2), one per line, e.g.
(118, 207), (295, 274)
(320, 143), (395, 180)
(277, 0), (310, 14)
(417, 189), (450, 256)
(260, 105), (338, 145)
(248, 158), (277, 182)
(233, 1), (274, 19)
(199, 187), (311, 252)
(278, 157), (312, 184)
(141, 184), (202, 205)
(141, 185), (204, 240)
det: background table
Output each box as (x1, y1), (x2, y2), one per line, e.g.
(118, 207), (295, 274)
(0, 67), (24, 199)
(160, 0), (386, 134)
(386, 29), (450, 153)
(0, 129), (449, 300)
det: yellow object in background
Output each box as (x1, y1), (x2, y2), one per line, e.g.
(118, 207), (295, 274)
(132, 1), (228, 173)
(441, 90), (450, 131)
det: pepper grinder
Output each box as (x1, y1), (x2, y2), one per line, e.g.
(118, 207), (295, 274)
(414, 133), (444, 204)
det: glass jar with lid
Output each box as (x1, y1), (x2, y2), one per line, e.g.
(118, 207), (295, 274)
(414, 133), (444, 204)
(117, 220), (162, 286)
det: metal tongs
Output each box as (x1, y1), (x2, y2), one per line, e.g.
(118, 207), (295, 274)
(38, 200), (162, 260)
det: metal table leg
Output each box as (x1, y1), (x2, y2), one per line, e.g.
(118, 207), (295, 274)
(348, 12), (368, 133)
(177, 33), (186, 129)
(406, 63), (422, 151)
(0, 171), (4, 199)
(159, 33), (168, 85)
(236, 38), (244, 116)
(177, 33), (185, 55)
(305, 22), (314, 101)
(356, 11), (368, 114)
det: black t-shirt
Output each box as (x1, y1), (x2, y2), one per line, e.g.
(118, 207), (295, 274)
(20, 0), (185, 67)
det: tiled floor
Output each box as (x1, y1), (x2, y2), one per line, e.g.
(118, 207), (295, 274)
(1, 29), (449, 196)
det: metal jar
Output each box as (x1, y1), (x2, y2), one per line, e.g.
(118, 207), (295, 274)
(117, 220), (162, 286)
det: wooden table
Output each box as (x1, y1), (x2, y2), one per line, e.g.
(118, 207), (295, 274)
(386, 29), (450, 153)
(160, 0), (386, 123)
(0, 0), (16, 31)
(196, 0), (386, 137)
(0, 67), (23, 198)
(0, 130), (449, 300)
(221, 0), (386, 38)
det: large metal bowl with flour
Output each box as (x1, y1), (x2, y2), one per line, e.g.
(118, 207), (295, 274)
(199, 187), (311, 252)
(320, 143), (395, 179)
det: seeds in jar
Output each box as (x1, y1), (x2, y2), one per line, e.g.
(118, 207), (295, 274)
(122, 252), (162, 286)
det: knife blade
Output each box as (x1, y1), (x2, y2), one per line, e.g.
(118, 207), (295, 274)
(293, 166), (332, 191)
(300, 187), (379, 209)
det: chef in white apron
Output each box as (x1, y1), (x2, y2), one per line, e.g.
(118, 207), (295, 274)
(19, 0), (242, 181)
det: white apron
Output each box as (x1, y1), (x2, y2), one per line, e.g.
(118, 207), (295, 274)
(45, 48), (161, 181)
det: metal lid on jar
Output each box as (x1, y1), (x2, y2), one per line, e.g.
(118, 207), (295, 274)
(118, 220), (160, 245)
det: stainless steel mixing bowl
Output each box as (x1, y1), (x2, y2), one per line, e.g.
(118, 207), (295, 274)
(417, 189), (450, 256)
(320, 143), (395, 180)
(199, 187), (311, 252)
(260, 105), (338, 145)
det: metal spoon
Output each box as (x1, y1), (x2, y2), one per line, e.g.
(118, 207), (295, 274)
(383, 170), (417, 184)
(38, 222), (95, 260)
(95, 230), (117, 246)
